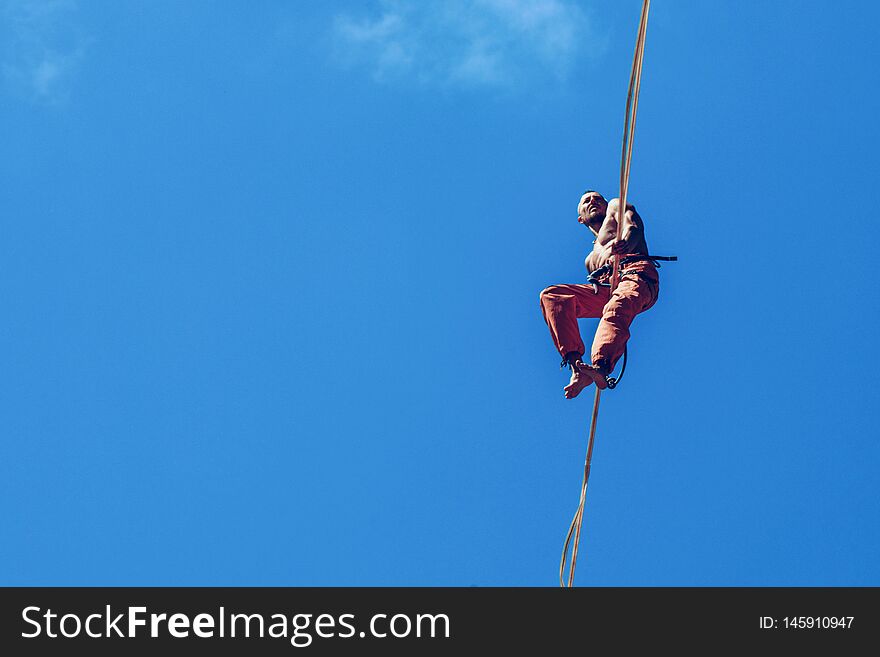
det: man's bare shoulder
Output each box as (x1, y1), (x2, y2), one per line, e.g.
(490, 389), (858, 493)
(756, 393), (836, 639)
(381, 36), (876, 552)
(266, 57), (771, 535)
(605, 197), (637, 213)
(594, 213), (618, 245)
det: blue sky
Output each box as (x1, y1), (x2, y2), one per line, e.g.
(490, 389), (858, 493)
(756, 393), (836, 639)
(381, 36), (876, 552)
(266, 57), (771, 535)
(1, 0), (878, 586)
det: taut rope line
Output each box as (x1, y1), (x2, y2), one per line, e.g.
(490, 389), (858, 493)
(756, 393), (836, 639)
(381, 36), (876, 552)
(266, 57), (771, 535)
(559, 0), (652, 588)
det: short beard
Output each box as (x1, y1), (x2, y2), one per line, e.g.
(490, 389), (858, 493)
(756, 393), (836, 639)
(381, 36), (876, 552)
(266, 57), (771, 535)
(585, 209), (606, 232)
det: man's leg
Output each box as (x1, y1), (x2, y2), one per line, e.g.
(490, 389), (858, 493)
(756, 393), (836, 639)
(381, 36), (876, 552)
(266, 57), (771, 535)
(590, 275), (658, 372)
(539, 284), (610, 398)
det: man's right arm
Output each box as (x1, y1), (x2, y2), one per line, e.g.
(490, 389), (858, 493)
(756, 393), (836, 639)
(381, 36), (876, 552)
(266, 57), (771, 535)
(605, 199), (643, 254)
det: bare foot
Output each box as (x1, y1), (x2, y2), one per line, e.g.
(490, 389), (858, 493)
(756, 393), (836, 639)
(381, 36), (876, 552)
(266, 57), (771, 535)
(563, 362), (608, 399)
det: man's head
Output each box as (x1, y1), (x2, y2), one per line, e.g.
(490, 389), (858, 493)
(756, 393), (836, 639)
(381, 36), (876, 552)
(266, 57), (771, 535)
(578, 190), (607, 230)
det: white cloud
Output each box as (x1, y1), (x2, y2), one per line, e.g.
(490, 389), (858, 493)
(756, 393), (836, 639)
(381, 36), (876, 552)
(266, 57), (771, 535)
(333, 0), (601, 88)
(1, 0), (87, 104)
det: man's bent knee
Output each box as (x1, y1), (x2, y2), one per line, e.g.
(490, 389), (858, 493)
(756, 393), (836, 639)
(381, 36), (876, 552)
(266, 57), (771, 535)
(539, 285), (567, 304)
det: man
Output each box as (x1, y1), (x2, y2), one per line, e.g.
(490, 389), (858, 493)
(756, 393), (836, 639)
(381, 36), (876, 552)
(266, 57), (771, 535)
(539, 190), (660, 399)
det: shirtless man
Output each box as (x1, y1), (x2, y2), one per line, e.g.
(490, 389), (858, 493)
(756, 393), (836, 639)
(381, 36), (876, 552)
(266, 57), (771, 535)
(539, 190), (660, 399)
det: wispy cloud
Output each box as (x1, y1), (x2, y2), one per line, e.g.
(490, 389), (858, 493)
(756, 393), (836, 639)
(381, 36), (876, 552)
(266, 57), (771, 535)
(1, 0), (87, 104)
(333, 0), (601, 88)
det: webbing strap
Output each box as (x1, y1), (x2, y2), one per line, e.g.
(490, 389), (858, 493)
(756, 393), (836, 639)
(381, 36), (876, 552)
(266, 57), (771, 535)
(560, 0), (651, 588)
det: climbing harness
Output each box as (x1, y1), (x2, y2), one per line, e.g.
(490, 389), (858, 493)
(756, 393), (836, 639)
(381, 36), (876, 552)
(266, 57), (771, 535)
(560, 0), (653, 588)
(586, 254), (678, 286)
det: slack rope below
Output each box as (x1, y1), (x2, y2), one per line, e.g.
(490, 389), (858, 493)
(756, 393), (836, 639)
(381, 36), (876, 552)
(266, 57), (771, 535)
(559, 0), (651, 588)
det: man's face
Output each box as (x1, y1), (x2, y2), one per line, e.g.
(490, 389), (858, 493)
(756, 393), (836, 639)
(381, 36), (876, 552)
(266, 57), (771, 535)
(578, 192), (607, 226)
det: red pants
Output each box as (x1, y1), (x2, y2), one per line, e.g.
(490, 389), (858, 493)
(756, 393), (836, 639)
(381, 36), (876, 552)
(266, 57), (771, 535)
(540, 268), (658, 369)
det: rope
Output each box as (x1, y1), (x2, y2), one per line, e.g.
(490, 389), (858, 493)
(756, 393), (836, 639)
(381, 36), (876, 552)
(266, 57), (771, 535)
(559, 386), (601, 587)
(560, 0), (651, 588)
(605, 346), (627, 389)
(613, 0), (650, 290)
